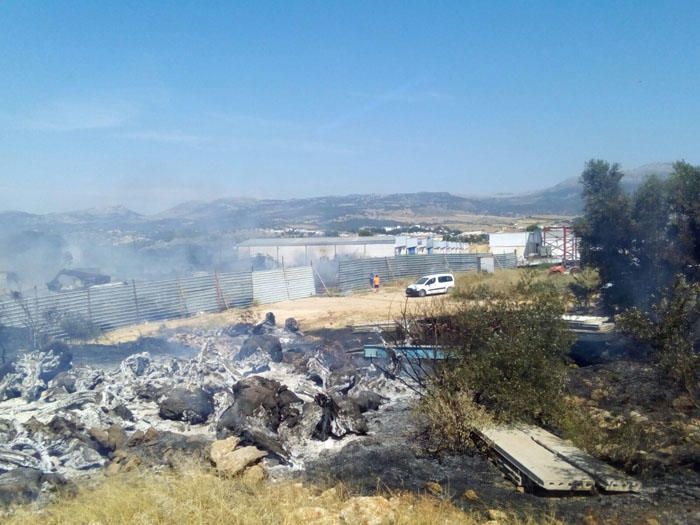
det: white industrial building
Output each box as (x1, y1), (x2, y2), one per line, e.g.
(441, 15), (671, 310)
(393, 236), (469, 255)
(238, 235), (471, 265)
(488, 231), (543, 263)
(237, 237), (396, 266)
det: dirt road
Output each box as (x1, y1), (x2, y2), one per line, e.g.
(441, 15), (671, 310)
(100, 282), (452, 344)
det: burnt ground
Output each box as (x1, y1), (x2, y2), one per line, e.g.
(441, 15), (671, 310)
(301, 327), (700, 524)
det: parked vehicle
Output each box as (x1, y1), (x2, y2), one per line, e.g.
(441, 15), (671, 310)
(405, 273), (455, 297)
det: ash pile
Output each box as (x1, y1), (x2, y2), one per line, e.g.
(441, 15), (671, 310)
(0, 313), (409, 505)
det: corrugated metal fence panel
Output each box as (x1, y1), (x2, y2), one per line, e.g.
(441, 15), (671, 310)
(218, 272), (254, 309)
(252, 266), (315, 304)
(253, 269), (289, 304)
(283, 266), (315, 301)
(0, 271), (255, 333)
(337, 253), (506, 292)
(494, 252), (517, 269)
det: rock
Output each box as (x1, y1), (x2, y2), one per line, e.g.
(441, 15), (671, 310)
(0, 467), (43, 505)
(463, 489), (479, 501)
(127, 427), (159, 447)
(424, 481), (442, 495)
(158, 387), (214, 425)
(487, 509), (508, 522)
(242, 464), (267, 484)
(126, 429), (212, 467)
(339, 496), (396, 525)
(111, 404), (135, 422)
(352, 390), (387, 413)
(237, 428), (290, 462)
(106, 424), (127, 450)
(212, 445), (267, 476)
(672, 394), (696, 411)
(121, 352), (151, 377)
(318, 486), (338, 501)
(292, 506), (331, 524)
(106, 450), (142, 476)
(210, 436), (241, 464)
(237, 335), (283, 363)
(285, 317), (300, 332)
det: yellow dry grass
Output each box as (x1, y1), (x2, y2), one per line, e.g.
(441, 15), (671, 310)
(2, 466), (559, 525)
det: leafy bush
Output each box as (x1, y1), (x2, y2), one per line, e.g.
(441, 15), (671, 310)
(617, 275), (700, 405)
(415, 274), (574, 451)
(568, 268), (600, 309)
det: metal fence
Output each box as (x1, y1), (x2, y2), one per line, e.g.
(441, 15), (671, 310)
(334, 253), (517, 292)
(0, 267), (315, 337)
(252, 267), (316, 304)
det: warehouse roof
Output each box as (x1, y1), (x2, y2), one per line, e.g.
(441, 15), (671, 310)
(238, 236), (395, 247)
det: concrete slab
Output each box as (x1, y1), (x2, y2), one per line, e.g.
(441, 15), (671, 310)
(521, 425), (642, 493)
(479, 426), (595, 492)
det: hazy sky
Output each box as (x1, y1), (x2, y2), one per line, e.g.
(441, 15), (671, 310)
(1, 1), (698, 214)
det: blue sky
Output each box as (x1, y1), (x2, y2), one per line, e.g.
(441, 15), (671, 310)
(1, 1), (698, 214)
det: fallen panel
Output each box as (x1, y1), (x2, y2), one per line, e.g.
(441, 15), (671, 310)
(478, 426), (595, 492)
(363, 345), (449, 360)
(521, 425), (641, 493)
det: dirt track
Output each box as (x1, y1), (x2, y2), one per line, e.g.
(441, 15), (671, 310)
(100, 282), (452, 344)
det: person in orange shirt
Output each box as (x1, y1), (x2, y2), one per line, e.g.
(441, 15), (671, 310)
(373, 274), (380, 292)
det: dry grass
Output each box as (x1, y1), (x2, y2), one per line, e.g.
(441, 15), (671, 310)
(2, 466), (559, 525)
(452, 268), (574, 301)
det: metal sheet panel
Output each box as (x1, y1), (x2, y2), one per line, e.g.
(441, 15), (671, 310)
(252, 266), (315, 304)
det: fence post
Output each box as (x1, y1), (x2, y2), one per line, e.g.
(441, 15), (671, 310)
(177, 278), (188, 317)
(282, 258), (290, 300)
(214, 271), (227, 311)
(311, 261), (330, 296)
(86, 287), (93, 322)
(131, 280), (141, 324)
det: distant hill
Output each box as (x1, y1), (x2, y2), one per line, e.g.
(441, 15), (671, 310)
(0, 162), (677, 287)
(0, 163), (676, 234)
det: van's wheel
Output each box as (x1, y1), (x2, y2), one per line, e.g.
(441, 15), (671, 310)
(419, 290), (426, 297)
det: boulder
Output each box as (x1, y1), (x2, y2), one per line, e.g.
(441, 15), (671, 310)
(158, 387), (214, 425)
(126, 429), (212, 467)
(237, 335), (283, 363)
(0, 467), (43, 505)
(242, 464), (267, 484)
(339, 496), (396, 525)
(210, 436), (241, 464)
(351, 390), (387, 413)
(211, 445), (267, 477)
(284, 317), (300, 332)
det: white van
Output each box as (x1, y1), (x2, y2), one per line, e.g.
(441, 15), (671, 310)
(405, 273), (455, 297)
